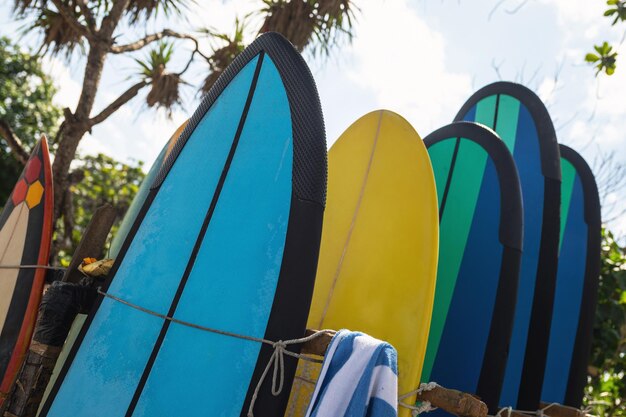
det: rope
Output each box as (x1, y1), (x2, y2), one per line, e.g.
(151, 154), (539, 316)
(494, 406), (513, 417)
(493, 407), (539, 417)
(580, 405), (594, 416)
(491, 402), (589, 417)
(295, 368), (442, 415)
(398, 382), (439, 416)
(537, 403), (559, 417)
(96, 288), (326, 417)
(0, 264), (65, 271)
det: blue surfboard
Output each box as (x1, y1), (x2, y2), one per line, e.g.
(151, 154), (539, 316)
(39, 33), (327, 417)
(541, 145), (601, 407)
(455, 82), (562, 409)
(423, 122), (523, 413)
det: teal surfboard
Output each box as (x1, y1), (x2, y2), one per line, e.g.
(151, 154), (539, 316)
(423, 122), (522, 413)
(39, 33), (327, 417)
(109, 121), (187, 258)
(541, 145), (601, 407)
(38, 121), (190, 415)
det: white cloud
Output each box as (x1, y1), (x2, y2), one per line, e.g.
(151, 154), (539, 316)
(78, 104), (186, 169)
(345, 0), (472, 136)
(537, 0), (606, 26)
(4, 1), (625, 237)
(41, 56), (82, 110)
(536, 76), (558, 104)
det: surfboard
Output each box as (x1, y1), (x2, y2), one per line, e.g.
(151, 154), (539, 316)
(285, 110), (439, 417)
(0, 137), (53, 406)
(541, 145), (601, 407)
(37, 120), (190, 415)
(39, 32), (327, 417)
(109, 120), (188, 258)
(455, 82), (562, 409)
(422, 122), (523, 413)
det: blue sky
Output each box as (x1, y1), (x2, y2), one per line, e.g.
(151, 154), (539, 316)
(1, 0), (624, 237)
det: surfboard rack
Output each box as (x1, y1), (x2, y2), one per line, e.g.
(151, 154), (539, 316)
(301, 329), (489, 417)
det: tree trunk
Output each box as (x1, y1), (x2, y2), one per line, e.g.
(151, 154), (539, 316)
(52, 43), (108, 227)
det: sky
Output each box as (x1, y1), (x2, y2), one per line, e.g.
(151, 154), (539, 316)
(0, 0), (625, 238)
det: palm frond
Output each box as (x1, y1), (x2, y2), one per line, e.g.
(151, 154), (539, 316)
(30, 7), (85, 57)
(257, 0), (356, 54)
(13, 0), (48, 15)
(126, 0), (192, 23)
(136, 41), (182, 114)
(200, 17), (246, 93)
(146, 69), (182, 114)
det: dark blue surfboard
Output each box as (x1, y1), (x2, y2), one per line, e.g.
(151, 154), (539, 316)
(455, 82), (562, 409)
(39, 33), (327, 417)
(423, 122), (523, 413)
(541, 145), (601, 407)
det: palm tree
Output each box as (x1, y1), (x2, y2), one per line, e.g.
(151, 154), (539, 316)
(2, 0), (356, 256)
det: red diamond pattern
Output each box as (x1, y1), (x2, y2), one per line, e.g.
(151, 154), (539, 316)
(25, 157), (42, 183)
(12, 179), (28, 205)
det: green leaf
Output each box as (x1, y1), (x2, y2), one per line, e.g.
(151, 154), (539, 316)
(0, 37), (61, 202)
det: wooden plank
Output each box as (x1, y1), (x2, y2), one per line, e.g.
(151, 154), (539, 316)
(62, 204), (116, 284)
(540, 402), (595, 417)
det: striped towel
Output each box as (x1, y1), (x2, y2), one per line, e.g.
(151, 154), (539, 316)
(305, 330), (398, 417)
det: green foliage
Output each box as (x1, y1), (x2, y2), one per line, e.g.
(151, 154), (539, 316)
(587, 1), (626, 75)
(55, 153), (145, 265)
(0, 36), (61, 203)
(586, 42), (618, 76)
(605, 0), (626, 25)
(136, 41), (183, 113)
(584, 228), (626, 417)
(135, 41), (175, 78)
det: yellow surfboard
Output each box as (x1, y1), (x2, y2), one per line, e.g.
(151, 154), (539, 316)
(286, 110), (439, 417)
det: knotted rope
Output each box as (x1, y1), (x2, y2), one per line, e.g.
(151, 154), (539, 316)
(537, 403), (559, 417)
(398, 381), (439, 415)
(96, 288), (327, 417)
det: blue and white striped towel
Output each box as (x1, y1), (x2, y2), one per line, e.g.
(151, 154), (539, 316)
(305, 330), (398, 417)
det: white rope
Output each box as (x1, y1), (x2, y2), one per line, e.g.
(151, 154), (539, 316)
(491, 402), (589, 417)
(537, 402), (559, 417)
(0, 264), (65, 271)
(96, 288), (327, 417)
(398, 382), (439, 416)
(492, 407), (539, 417)
(580, 405), (594, 416)
(494, 406), (513, 417)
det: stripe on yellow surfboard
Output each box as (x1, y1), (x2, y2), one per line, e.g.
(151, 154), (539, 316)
(286, 110), (439, 417)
